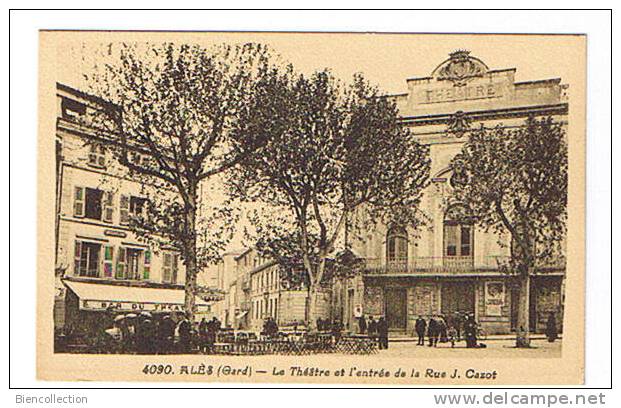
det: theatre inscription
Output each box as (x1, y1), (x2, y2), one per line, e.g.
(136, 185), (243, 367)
(421, 83), (503, 104)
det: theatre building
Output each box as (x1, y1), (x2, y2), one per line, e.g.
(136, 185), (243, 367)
(336, 51), (567, 335)
(53, 84), (215, 343)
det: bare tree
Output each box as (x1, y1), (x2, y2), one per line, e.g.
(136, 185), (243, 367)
(86, 42), (282, 322)
(450, 116), (568, 347)
(231, 71), (430, 328)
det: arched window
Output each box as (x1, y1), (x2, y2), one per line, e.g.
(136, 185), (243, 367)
(386, 226), (408, 266)
(443, 205), (473, 258)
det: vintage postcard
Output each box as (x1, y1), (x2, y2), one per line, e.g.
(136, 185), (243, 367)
(37, 31), (586, 385)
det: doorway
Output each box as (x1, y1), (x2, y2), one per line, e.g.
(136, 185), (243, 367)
(440, 281), (475, 316)
(384, 287), (407, 330)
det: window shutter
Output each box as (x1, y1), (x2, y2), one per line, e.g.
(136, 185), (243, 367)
(88, 144), (98, 166)
(163, 253), (171, 283)
(119, 195), (130, 225)
(103, 245), (114, 278)
(97, 145), (106, 167)
(172, 254), (178, 284)
(116, 247), (126, 279)
(143, 250), (151, 280)
(74, 241), (82, 275)
(103, 192), (114, 223)
(73, 187), (85, 217)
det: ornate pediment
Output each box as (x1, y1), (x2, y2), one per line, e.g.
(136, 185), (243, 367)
(432, 50), (489, 87)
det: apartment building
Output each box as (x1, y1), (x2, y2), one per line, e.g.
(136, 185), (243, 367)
(53, 83), (213, 338)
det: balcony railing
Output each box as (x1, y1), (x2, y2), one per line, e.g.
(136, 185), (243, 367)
(363, 256), (566, 275)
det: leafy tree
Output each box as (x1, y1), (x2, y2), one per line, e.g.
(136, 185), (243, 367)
(86, 42), (282, 322)
(450, 116), (568, 347)
(231, 70), (430, 327)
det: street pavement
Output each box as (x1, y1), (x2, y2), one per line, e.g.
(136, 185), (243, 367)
(376, 338), (562, 358)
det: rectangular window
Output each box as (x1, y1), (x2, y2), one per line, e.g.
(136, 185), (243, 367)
(126, 248), (143, 280)
(88, 144), (106, 168)
(130, 196), (147, 217)
(74, 240), (101, 277)
(84, 187), (103, 221)
(102, 192), (114, 223)
(73, 187), (85, 217)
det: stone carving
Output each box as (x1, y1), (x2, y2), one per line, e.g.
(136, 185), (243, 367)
(446, 110), (471, 138)
(433, 50), (488, 87)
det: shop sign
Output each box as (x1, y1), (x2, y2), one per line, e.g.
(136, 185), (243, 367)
(104, 229), (127, 238)
(485, 282), (505, 317)
(80, 299), (210, 313)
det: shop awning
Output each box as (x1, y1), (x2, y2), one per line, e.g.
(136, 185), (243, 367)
(64, 280), (211, 313)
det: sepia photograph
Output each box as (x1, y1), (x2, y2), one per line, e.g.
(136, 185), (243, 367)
(35, 30), (587, 385)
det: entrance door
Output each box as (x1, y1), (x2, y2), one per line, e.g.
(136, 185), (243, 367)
(384, 288), (407, 330)
(441, 282), (475, 316)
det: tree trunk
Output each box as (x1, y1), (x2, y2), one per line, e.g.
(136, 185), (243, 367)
(183, 184), (198, 323)
(307, 285), (321, 331)
(515, 271), (532, 348)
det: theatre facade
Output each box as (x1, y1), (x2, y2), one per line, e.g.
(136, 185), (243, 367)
(335, 51), (567, 335)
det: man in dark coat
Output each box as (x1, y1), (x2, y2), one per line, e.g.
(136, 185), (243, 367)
(453, 312), (464, 341)
(158, 315), (175, 354)
(358, 314), (367, 334)
(367, 316), (377, 341)
(198, 318), (208, 353)
(141, 314), (156, 354)
(377, 317), (389, 350)
(427, 317), (439, 347)
(463, 314), (478, 348)
(415, 316), (427, 346)
(177, 314), (192, 354)
(545, 312), (558, 342)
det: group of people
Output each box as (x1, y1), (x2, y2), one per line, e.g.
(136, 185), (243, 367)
(414, 313), (480, 348)
(261, 317), (280, 338)
(197, 316), (222, 353)
(357, 315), (390, 350)
(102, 311), (222, 354)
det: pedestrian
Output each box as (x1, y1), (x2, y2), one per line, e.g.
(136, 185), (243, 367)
(198, 317), (208, 353)
(415, 315), (427, 346)
(358, 314), (367, 334)
(438, 316), (448, 343)
(140, 312), (156, 354)
(545, 312), (558, 343)
(447, 325), (458, 348)
(158, 314), (175, 354)
(105, 315), (125, 354)
(463, 314), (478, 348)
(453, 311), (463, 341)
(427, 317), (439, 347)
(377, 316), (389, 350)
(331, 319), (343, 344)
(367, 316), (377, 342)
(177, 313), (192, 353)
